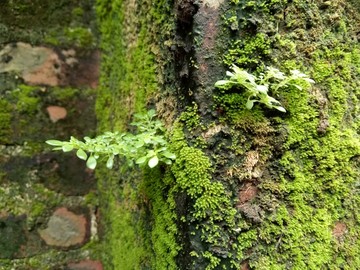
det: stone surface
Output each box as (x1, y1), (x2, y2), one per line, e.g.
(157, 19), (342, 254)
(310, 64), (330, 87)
(202, 0), (224, 9)
(0, 42), (61, 86)
(67, 260), (104, 270)
(46, 106), (67, 123)
(39, 207), (88, 248)
(0, 42), (99, 88)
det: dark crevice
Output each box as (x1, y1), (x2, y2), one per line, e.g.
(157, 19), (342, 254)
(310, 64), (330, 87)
(173, 0), (199, 109)
(173, 1), (199, 268)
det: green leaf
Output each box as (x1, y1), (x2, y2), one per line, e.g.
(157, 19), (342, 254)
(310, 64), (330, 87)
(135, 141), (145, 148)
(86, 156), (97, 170)
(46, 140), (65, 146)
(153, 136), (166, 144)
(135, 156), (147, 164)
(215, 80), (232, 87)
(246, 99), (255, 110)
(161, 151), (176, 159)
(147, 109), (156, 118)
(146, 150), (156, 158)
(62, 144), (74, 152)
(106, 155), (114, 169)
(274, 106), (286, 112)
(76, 149), (88, 160)
(164, 159), (172, 165)
(304, 78), (315, 84)
(143, 136), (151, 144)
(148, 156), (159, 168)
(256, 84), (268, 94)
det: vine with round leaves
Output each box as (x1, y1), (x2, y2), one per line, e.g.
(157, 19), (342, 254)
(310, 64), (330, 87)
(46, 110), (176, 169)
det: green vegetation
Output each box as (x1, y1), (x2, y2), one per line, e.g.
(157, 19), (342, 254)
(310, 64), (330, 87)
(169, 122), (238, 269)
(94, 0), (177, 268)
(46, 110), (176, 169)
(215, 65), (314, 112)
(211, 0), (360, 269)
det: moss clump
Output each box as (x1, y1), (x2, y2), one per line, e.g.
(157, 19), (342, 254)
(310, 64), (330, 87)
(169, 122), (239, 269)
(205, 0), (360, 269)
(215, 0), (360, 269)
(95, 0), (174, 131)
(142, 168), (179, 269)
(0, 0), (95, 45)
(223, 33), (271, 68)
(251, 44), (360, 269)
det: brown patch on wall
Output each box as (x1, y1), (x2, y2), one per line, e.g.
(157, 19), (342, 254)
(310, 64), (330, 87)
(240, 260), (250, 270)
(68, 260), (104, 270)
(46, 106), (67, 123)
(332, 222), (347, 240)
(238, 182), (258, 203)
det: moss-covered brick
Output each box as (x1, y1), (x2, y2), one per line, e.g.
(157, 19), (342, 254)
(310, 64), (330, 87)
(0, 0), (99, 268)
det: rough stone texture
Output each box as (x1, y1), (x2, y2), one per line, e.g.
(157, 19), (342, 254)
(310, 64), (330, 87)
(39, 207), (88, 248)
(202, 0), (224, 9)
(0, 43), (99, 88)
(0, 42), (63, 86)
(67, 260), (104, 270)
(0, 0), (100, 268)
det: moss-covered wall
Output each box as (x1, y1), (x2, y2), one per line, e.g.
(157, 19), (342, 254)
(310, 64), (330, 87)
(0, 1), (102, 269)
(95, 0), (178, 268)
(96, 0), (360, 269)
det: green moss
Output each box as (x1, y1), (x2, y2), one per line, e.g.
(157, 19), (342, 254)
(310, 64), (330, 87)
(12, 85), (40, 114)
(142, 168), (179, 269)
(0, 0), (95, 45)
(0, 84), (41, 144)
(94, 0), (360, 269)
(64, 27), (95, 47)
(45, 27), (95, 48)
(95, 0), (173, 131)
(0, 100), (12, 143)
(179, 103), (201, 131)
(169, 122), (238, 269)
(223, 33), (271, 68)
(210, 0), (360, 269)
(95, 0), (177, 268)
(94, 162), (153, 269)
(50, 87), (79, 100)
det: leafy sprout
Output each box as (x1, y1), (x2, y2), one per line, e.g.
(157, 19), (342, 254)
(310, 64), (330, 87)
(215, 65), (315, 112)
(46, 110), (176, 170)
